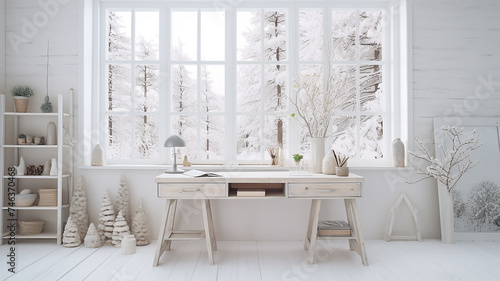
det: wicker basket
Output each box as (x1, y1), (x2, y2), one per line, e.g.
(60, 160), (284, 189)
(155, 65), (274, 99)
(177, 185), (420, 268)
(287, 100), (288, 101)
(18, 220), (44, 235)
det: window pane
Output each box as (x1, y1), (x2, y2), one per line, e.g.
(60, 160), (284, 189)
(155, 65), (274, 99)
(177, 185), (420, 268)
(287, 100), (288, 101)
(201, 65), (225, 113)
(360, 64), (383, 112)
(107, 115), (132, 159)
(135, 11), (159, 60)
(299, 9), (323, 61)
(171, 64), (197, 112)
(264, 64), (287, 112)
(237, 64), (261, 112)
(135, 64), (159, 112)
(171, 11), (197, 61)
(331, 10), (356, 61)
(264, 10), (287, 61)
(107, 10), (131, 60)
(237, 11), (261, 61)
(135, 115), (159, 159)
(108, 64), (131, 111)
(359, 11), (383, 61)
(171, 115), (197, 159)
(200, 115), (225, 160)
(237, 115), (261, 159)
(330, 65), (356, 111)
(201, 11), (225, 61)
(358, 115), (384, 159)
(331, 116), (356, 158)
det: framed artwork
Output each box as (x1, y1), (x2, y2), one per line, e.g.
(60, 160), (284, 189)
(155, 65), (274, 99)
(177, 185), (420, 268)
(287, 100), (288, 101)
(434, 117), (500, 242)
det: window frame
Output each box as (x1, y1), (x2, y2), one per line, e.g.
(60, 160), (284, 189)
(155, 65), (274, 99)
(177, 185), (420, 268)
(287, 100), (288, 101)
(91, 0), (407, 167)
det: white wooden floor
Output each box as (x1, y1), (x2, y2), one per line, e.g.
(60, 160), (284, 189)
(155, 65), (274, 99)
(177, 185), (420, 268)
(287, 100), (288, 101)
(1, 239), (499, 281)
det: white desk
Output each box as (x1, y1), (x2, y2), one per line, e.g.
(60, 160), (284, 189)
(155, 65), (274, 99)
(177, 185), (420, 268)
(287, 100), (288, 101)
(153, 172), (368, 266)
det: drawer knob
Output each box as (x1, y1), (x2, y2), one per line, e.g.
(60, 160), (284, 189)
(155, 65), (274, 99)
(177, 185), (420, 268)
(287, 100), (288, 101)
(182, 188), (201, 192)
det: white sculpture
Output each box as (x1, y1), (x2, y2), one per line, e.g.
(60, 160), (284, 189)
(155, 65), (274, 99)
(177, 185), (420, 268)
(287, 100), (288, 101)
(131, 199), (151, 246)
(84, 223), (102, 248)
(46, 121), (57, 145)
(70, 176), (89, 242)
(42, 159), (51, 175)
(91, 144), (104, 166)
(63, 216), (81, 247)
(116, 175), (130, 225)
(16, 156), (26, 176)
(112, 210), (130, 248)
(49, 158), (57, 176)
(98, 192), (115, 245)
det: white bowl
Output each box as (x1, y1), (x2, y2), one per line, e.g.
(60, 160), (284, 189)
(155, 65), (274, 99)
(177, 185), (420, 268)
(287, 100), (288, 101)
(14, 194), (38, 207)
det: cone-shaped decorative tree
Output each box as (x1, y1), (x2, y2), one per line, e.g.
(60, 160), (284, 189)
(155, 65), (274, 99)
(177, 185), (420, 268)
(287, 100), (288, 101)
(70, 176), (89, 242)
(63, 216), (81, 247)
(131, 198), (151, 246)
(84, 223), (102, 248)
(98, 192), (115, 245)
(116, 175), (130, 225)
(112, 210), (130, 247)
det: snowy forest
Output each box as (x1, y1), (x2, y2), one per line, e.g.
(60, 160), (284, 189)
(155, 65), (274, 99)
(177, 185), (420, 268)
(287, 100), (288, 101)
(104, 8), (384, 163)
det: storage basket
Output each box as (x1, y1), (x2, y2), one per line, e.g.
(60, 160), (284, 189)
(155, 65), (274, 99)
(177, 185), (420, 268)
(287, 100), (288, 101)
(18, 220), (44, 235)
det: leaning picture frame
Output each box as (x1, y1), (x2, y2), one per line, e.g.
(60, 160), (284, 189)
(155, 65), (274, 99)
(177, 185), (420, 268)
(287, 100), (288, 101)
(434, 117), (500, 243)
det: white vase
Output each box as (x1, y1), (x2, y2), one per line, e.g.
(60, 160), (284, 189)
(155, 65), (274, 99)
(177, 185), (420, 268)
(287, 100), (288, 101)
(309, 138), (325, 173)
(16, 156), (26, 176)
(46, 121), (57, 145)
(121, 235), (136, 255)
(322, 151), (337, 175)
(42, 159), (51, 175)
(49, 158), (58, 176)
(392, 138), (405, 167)
(91, 144), (104, 166)
(438, 186), (454, 244)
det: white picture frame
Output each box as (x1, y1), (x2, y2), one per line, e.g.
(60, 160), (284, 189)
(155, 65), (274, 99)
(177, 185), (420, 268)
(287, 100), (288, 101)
(434, 117), (500, 243)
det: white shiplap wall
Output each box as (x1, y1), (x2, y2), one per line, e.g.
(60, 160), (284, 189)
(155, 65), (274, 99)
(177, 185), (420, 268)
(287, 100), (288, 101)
(2, 0), (499, 240)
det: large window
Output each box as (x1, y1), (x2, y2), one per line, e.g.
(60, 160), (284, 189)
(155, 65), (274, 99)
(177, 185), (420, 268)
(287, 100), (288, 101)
(97, 1), (403, 166)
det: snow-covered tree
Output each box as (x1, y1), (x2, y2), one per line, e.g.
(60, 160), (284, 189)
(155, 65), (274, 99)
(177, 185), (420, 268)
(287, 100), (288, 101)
(112, 211), (131, 247)
(131, 199), (151, 246)
(69, 176), (89, 242)
(84, 223), (102, 248)
(468, 181), (500, 224)
(200, 65), (224, 159)
(116, 175), (130, 225)
(98, 192), (116, 244)
(63, 216), (81, 248)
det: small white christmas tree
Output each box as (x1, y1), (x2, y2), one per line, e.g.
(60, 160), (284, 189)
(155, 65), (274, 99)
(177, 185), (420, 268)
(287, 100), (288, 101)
(116, 175), (130, 225)
(112, 210), (130, 247)
(131, 199), (151, 246)
(84, 223), (102, 248)
(63, 216), (81, 247)
(70, 176), (89, 242)
(98, 192), (115, 245)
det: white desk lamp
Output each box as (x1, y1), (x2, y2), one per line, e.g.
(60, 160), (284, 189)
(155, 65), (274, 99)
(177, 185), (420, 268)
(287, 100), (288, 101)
(164, 135), (186, 173)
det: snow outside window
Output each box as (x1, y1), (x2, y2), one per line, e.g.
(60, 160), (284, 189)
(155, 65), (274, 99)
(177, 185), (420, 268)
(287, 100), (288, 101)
(98, 2), (402, 166)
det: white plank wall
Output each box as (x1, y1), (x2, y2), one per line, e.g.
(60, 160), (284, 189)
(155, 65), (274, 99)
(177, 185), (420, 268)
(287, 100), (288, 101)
(2, 0), (499, 242)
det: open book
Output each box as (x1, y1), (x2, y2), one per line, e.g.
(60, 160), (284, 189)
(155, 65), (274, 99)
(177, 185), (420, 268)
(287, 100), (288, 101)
(183, 169), (221, 177)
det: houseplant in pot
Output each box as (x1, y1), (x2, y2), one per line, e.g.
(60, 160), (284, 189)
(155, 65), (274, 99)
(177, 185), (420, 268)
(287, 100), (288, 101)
(11, 85), (34, 113)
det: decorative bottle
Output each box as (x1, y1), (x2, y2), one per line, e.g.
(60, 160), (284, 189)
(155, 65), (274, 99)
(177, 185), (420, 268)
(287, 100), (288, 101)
(46, 121), (57, 145)
(392, 138), (405, 167)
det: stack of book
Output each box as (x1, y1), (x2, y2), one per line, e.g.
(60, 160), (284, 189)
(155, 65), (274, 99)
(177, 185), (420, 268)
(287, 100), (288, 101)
(38, 189), (57, 206)
(236, 189), (266, 197)
(317, 220), (351, 237)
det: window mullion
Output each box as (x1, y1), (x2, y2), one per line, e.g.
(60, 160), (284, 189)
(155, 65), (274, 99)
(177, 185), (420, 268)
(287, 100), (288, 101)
(225, 8), (236, 165)
(130, 9), (136, 160)
(197, 9), (202, 160)
(355, 9), (361, 159)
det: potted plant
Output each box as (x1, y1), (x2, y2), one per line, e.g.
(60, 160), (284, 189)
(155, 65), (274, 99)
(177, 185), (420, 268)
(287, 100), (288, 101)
(18, 133), (27, 145)
(333, 150), (349, 176)
(11, 85), (34, 113)
(292, 154), (303, 165)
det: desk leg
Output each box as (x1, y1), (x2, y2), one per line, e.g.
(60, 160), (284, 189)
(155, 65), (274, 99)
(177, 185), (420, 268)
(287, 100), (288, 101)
(202, 199), (215, 265)
(153, 199), (175, 267)
(165, 199), (178, 251)
(345, 199), (369, 266)
(306, 199), (321, 264)
(206, 199), (217, 251)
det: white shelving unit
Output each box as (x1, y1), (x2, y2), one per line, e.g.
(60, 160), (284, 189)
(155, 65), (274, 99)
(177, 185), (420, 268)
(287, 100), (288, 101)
(0, 91), (74, 245)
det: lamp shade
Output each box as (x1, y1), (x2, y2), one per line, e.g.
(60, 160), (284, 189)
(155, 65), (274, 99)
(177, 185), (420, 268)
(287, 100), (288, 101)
(164, 135), (185, 147)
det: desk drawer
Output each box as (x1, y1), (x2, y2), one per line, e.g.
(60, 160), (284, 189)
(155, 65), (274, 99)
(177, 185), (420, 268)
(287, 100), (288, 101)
(158, 183), (226, 198)
(287, 183), (361, 198)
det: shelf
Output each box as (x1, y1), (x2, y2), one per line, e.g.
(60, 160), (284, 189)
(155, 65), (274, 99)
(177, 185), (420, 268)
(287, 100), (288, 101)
(2, 231), (57, 239)
(3, 174), (70, 179)
(167, 230), (206, 240)
(3, 112), (70, 117)
(3, 145), (58, 148)
(2, 205), (70, 210)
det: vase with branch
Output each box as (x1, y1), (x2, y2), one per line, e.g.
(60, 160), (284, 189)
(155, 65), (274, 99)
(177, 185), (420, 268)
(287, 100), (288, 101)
(41, 41), (53, 113)
(409, 126), (480, 243)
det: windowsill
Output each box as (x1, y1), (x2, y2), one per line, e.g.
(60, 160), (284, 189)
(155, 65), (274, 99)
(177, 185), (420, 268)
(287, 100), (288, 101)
(78, 165), (414, 172)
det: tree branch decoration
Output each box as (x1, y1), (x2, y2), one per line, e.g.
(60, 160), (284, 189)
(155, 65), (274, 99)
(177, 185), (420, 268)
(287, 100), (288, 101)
(409, 126), (480, 192)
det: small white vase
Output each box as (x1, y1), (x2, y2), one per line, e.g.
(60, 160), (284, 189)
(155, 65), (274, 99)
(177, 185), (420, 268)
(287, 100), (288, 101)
(42, 159), (52, 175)
(46, 122), (57, 145)
(16, 156), (26, 175)
(49, 158), (58, 176)
(121, 235), (136, 255)
(310, 138), (325, 173)
(322, 151), (337, 175)
(392, 138), (405, 167)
